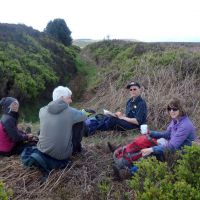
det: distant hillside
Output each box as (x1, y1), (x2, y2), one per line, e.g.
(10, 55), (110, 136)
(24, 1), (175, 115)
(73, 38), (138, 48)
(73, 39), (99, 48)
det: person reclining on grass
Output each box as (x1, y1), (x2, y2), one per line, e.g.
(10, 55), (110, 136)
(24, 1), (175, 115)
(109, 98), (196, 180)
(84, 81), (147, 136)
(21, 86), (89, 179)
(0, 97), (35, 156)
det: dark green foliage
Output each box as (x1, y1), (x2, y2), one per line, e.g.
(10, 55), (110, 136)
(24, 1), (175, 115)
(44, 18), (72, 46)
(83, 40), (132, 67)
(0, 23), (79, 120)
(128, 145), (200, 200)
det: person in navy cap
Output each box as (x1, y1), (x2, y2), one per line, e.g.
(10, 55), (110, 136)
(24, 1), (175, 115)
(109, 81), (147, 130)
(0, 97), (34, 156)
(84, 81), (147, 135)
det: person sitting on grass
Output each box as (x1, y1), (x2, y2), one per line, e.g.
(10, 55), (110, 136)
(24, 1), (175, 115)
(141, 97), (196, 160)
(0, 97), (34, 156)
(110, 98), (196, 180)
(84, 81), (147, 136)
(21, 86), (90, 181)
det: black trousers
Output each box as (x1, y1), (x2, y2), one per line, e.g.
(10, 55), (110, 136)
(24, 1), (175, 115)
(72, 121), (85, 154)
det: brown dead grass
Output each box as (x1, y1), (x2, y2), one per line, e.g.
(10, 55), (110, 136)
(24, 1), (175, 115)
(0, 131), (137, 200)
(82, 66), (200, 134)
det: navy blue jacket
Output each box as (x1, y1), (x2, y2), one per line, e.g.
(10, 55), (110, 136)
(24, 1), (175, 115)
(125, 96), (147, 125)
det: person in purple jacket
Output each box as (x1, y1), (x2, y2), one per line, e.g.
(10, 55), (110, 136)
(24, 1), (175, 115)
(0, 97), (34, 156)
(141, 98), (196, 160)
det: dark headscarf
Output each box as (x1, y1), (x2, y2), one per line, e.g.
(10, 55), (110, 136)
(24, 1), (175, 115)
(0, 97), (18, 114)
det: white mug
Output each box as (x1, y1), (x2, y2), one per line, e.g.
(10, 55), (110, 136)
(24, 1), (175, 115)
(140, 124), (148, 134)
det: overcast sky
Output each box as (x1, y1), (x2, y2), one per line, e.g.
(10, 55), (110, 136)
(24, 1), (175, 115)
(1, 0), (200, 42)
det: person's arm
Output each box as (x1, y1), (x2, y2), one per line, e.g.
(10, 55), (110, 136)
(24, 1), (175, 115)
(2, 118), (28, 142)
(118, 116), (139, 125)
(165, 125), (191, 150)
(119, 101), (147, 125)
(141, 145), (165, 156)
(71, 107), (88, 124)
(150, 130), (171, 140)
(143, 124), (192, 155)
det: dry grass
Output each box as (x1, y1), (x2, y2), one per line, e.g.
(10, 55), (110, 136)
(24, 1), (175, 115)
(83, 66), (200, 134)
(0, 131), (137, 200)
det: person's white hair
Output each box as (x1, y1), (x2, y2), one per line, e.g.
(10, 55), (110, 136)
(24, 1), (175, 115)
(52, 86), (72, 101)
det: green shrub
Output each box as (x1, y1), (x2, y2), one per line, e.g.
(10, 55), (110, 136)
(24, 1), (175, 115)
(128, 145), (200, 200)
(175, 145), (200, 190)
(98, 179), (111, 199)
(0, 181), (12, 200)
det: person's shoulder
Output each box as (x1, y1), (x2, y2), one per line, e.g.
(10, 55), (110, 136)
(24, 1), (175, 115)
(137, 96), (147, 106)
(179, 116), (195, 130)
(39, 105), (48, 112)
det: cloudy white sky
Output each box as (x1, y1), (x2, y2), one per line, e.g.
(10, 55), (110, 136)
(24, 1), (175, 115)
(1, 0), (200, 42)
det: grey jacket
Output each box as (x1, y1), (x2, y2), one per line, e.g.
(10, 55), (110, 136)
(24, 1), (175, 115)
(37, 99), (87, 160)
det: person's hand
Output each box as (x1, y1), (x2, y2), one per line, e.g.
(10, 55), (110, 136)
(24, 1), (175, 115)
(115, 112), (123, 118)
(141, 148), (153, 157)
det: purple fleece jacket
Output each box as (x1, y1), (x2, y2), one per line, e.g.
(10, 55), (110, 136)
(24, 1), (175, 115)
(151, 116), (196, 154)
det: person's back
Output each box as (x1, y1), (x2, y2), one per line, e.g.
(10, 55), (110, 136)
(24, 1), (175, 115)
(37, 87), (87, 160)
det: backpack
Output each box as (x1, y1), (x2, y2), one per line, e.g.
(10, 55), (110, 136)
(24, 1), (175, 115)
(114, 134), (157, 164)
(85, 114), (111, 135)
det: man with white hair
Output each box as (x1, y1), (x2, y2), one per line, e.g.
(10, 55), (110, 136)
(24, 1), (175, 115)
(37, 86), (87, 159)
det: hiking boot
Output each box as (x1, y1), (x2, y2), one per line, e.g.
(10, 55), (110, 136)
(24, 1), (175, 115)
(112, 164), (121, 180)
(113, 165), (132, 180)
(118, 168), (132, 180)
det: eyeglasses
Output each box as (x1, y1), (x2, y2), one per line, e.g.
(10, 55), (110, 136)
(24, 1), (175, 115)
(167, 107), (179, 112)
(130, 88), (138, 91)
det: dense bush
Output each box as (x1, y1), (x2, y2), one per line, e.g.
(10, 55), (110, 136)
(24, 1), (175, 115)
(0, 23), (79, 104)
(129, 145), (200, 200)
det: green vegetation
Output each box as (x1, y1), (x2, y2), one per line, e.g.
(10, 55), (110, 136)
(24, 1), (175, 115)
(81, 40), (200, 132)
(0, 181), (12, 200)
(83, 41), (200, 87)
(44, 18), (72, 46)
(129, 145), (200, 200)
(98, 179), (111, 199)
(75, 56), (99, 89)
(0, 23), (85, 121)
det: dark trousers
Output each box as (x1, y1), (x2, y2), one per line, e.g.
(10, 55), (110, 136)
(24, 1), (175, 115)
(98, 116), (139, 131)
(72, 121), (85, 154)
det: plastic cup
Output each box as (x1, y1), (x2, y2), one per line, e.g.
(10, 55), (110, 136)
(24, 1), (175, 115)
(140, 124), (148, 134)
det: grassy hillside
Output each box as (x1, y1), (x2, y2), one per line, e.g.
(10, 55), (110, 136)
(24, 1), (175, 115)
(0, 23), (93, 121)
(81, 40), (200, 133)
(1, 39), (200, 200)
